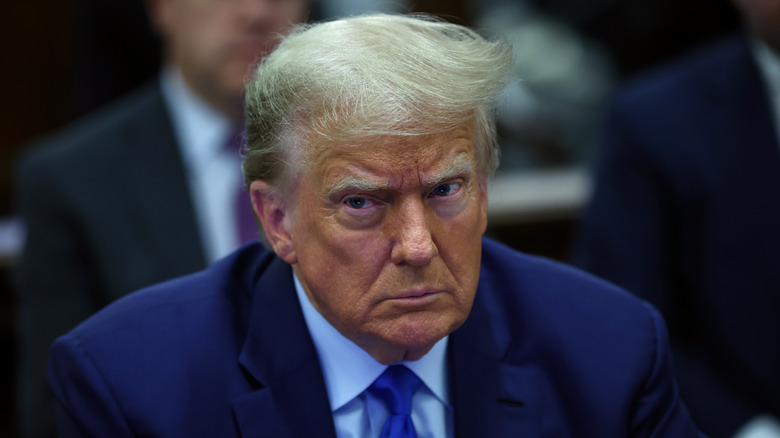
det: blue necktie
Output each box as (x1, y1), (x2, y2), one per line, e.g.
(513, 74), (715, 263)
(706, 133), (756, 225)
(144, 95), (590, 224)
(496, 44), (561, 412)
(369, 365), (423, 438)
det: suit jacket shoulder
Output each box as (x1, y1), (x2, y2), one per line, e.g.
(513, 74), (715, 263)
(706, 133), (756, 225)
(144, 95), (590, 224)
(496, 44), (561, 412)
(48, 239), (703, 437)
(19, 81), (172, 174)
(613, 33), (754, 110)
(452, 238), (702, 436)
(15, 80), (205, 299)
(48, 244), (288, 437)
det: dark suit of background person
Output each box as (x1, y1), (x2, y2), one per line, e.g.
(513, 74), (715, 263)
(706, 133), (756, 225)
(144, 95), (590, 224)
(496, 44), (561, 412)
(48, 239), (704, 437)
(572, 22), (780, 438)
(14, 81), (207, 438)
(12, 1), (310, 436)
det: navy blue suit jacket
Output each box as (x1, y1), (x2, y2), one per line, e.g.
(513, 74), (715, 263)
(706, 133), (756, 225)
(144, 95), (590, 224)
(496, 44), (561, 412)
(48, 238), (703, 437)
(573, 34), (780, 437)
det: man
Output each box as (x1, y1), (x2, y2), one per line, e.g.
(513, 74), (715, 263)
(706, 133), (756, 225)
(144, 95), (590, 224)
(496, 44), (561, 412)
(572, 1), (780, 437)
(14, 0), (309, 436)
(48, 14), (704, 437)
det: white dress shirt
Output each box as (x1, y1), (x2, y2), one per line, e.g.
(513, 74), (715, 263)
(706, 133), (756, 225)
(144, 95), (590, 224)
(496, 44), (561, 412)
(293, 274), (454, 438)
(159, 67), (245, 263)
(753, 39), (780, 150)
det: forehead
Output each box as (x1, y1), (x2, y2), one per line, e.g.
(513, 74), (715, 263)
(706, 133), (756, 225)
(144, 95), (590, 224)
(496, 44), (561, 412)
(308, 123), (476, 188)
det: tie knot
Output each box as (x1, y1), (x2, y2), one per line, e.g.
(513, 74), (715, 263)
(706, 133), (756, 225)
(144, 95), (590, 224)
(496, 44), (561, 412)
(369, 365), (423, 416)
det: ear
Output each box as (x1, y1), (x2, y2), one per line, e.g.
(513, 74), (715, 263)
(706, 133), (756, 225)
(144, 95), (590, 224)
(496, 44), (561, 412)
(250, 181), (298, 264)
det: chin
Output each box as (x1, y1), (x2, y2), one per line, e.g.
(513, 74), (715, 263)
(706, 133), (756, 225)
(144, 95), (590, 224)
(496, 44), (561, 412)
(386, 312), (462, 350)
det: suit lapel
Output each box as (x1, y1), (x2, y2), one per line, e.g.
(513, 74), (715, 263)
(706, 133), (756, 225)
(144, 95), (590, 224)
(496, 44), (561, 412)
(449, 283), (541, 437)
(119, 82), (206, 274)
(233, 258), (336, 438)
(706, 36), (780, 189)
(232, 359), (335, 438)
(231, 250), (543, 437)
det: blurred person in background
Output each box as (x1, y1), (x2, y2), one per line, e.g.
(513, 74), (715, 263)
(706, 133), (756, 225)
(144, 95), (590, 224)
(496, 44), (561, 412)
(63, 0), (408, 120)
(13, 0), (309, 436)
(573, 0), (780, 437)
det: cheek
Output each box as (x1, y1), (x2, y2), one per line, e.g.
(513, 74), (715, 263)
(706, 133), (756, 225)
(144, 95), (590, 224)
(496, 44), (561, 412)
(176, 20), (222, 68)
(445, 234), (482, 286)
(296, 230), (392, 331)
(294, 214), (390, 292)
(314, 229), (390, 286)
(436, 196), (484, 290)
(444, 190), (487, 238)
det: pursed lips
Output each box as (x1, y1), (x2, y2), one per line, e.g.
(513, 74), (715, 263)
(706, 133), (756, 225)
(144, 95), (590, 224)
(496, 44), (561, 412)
(392, 289), (445, 300)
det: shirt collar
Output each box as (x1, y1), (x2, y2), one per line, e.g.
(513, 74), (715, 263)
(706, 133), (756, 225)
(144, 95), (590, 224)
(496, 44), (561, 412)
(293, 272), (450, 412)
(159, 67), (234, 167)
(751, 38), (780, 149)
(752, 38), (780, 101)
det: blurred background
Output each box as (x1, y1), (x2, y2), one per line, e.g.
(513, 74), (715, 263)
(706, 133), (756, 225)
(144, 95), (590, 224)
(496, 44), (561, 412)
(0, 0), (740, 435)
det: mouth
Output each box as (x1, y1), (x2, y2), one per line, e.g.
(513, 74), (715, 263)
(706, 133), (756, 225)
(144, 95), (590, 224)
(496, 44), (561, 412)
(390, 289), (444, 302)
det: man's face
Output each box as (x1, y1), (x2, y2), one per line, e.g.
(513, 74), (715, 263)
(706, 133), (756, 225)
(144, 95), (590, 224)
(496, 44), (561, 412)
(257, 121), (487, 364)
(151, 0), (308, 117)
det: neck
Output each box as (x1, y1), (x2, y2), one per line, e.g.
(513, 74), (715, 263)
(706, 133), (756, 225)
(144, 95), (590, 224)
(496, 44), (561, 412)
(170, 63), (244, 123)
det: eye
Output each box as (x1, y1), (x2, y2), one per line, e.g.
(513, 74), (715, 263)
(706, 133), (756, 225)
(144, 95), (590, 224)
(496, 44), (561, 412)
(345, 197), (370, 209)
(430, 183), (459, 197)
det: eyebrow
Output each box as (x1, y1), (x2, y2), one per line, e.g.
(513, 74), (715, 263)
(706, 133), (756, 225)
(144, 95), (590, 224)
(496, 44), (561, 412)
(421, 153), (475, 187)
(325, 153), (476, 196)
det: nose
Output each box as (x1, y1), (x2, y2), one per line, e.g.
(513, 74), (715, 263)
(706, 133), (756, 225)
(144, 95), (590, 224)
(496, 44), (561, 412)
(389, 198), (439, 267)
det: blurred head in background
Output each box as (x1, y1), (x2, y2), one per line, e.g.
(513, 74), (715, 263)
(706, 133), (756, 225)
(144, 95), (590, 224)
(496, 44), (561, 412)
(148, 0), (310, 120)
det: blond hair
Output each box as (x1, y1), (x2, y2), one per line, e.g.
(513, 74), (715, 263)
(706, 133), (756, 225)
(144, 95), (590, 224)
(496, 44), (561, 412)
(243, 13), (513, 193)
